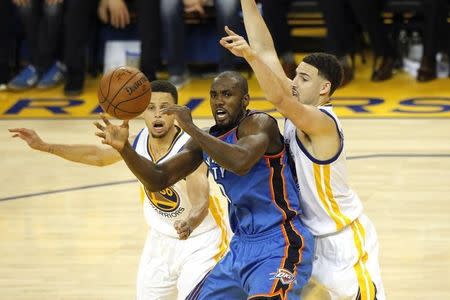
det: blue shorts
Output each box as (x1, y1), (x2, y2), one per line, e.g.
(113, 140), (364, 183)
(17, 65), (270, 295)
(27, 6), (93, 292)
(187, 217), (314, 300)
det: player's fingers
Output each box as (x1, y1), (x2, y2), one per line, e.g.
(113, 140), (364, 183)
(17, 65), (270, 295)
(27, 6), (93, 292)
(121, 120), (129, 128)
(224, 26), (237, 36)
(95, 132), (106, 139)
(100, 113), (111, 125)
(93, 121), (105, 131)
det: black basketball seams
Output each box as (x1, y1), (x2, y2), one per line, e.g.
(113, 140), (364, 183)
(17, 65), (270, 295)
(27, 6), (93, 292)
(105, 70), (141, 112)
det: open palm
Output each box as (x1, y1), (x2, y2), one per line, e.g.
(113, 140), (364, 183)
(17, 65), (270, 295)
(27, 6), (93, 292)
(94, 114), (129, 151)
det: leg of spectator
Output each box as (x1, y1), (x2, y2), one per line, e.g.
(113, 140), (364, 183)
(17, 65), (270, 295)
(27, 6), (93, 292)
(318, 0), (357, 85)
(215, 0), (241, 71)
(63, 0), (98, 95)
(261, 0), (291, 57)
(17, 0), (41, 68)
(38, 1), (64, 71)
(0, 0), (15, 85)
(318, 0), (356, 58)
(418, 0), (448, 81)
(349, 0), (397, 81)
(160, 0), (186, 77)
(137, 0), (160, 81)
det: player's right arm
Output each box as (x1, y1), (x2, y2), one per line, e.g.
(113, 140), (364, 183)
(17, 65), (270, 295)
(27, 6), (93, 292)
(9, 128), (123, 167)
(95, 114), (204, 192)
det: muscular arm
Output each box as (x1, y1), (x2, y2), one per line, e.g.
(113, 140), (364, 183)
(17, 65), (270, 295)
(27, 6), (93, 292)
(118, 138), (204, 192)
(181, 113), (282, 176)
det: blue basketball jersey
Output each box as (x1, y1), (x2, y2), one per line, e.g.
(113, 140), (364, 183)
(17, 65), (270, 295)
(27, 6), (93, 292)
(203, 111), (302, 235)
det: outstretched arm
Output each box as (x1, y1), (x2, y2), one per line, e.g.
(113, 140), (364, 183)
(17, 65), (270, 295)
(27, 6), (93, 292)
(221, 29), (336, 136)
(239, 0), (287, 80)
(163, 105), (282, 176)
(9, 128), (123, 166)
(95, 114), (203, 191)
(174, 163), (210, 240)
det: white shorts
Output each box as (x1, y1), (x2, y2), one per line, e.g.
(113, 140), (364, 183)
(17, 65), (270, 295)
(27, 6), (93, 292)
(136, 227), (224, 300)
(312, 214), (385, 300)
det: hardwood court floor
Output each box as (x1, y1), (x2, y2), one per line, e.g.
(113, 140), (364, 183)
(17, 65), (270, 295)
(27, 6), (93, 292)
(1, 117), (449, 300)
(1, 55), (450, 299)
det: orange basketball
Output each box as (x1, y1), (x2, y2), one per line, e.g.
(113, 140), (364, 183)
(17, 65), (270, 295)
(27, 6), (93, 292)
(97, 66), (152, 120)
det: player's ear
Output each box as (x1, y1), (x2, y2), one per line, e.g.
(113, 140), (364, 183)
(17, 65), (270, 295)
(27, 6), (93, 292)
(242, 94), (250, 108)
(320, 81), (331, 96)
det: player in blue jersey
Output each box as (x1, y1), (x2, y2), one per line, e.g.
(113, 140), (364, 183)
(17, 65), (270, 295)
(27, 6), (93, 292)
(94, 71), (314, 299)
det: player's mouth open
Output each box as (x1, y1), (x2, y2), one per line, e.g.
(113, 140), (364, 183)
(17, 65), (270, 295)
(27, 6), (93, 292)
(215, 109), (228, 120)
(153, 121), (165, 131)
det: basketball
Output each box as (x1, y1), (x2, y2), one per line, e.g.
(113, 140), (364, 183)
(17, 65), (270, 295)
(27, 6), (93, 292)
(97, 66), (152, 120)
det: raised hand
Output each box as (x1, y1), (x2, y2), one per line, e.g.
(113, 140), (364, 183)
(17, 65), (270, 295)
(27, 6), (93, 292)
(161, 105), (194, 131)
(174, 220), (193, 240)
(94, 114), (129, 151)
(9, 128), (48, 151)
(220, 26), (255, 59)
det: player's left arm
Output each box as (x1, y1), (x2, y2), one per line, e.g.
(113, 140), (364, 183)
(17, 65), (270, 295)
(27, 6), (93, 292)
(163, 105), (282, 176)
(174, 163), (210, 240)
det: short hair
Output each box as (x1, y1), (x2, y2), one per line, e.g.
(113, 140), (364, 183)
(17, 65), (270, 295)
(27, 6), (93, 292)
(150, 80), (178, 104)
(215, 71), (248, 95)
(302, 53), (343, 96)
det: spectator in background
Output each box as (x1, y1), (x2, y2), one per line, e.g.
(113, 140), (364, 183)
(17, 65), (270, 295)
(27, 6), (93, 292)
(417, 0), (449, 82)
(64, 0), (161, 96)
(161, 0), (240, 89)
(318, 0), (399, 84)
(0, 0), (15, 90)
(97, 0), (160, 82)
(261, 0), (297, 79)
(8, 0), (65, 91)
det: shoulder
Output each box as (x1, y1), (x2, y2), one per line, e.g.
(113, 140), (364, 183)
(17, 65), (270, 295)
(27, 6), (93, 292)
(238, 112), (280, 137)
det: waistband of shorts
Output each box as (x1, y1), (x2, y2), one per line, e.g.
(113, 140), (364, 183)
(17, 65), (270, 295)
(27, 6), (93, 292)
(233, 218), (303, 243)
(316, 215), (361, 238)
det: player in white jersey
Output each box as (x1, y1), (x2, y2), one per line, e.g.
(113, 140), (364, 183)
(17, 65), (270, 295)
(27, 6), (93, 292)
(220, 1), (385, 299)
(9, 80), (229, 300)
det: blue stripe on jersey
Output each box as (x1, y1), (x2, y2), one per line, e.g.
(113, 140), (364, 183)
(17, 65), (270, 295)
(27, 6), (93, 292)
(132, 128), (145, 150)
(203, 118), (301, 236)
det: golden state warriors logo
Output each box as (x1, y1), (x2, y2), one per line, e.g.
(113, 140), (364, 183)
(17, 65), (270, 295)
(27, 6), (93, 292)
(146, 187), (180, 212)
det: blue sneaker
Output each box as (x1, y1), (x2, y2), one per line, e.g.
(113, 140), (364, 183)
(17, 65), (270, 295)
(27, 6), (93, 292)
(7, 65), (39, 91)
(37, 61), (66, 89)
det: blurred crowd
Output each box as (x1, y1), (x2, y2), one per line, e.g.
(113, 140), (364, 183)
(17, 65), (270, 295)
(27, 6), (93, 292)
(0, 0), (449, 96)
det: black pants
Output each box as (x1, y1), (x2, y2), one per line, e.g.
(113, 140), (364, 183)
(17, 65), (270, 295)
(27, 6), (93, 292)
(422, 0), (449, 62)
(0, 0), (15, 82)
(261, 0), (292, 57)
(16, 0), (63, 72)
(63, 0), (99, 84)
(319, 0), (396, 58)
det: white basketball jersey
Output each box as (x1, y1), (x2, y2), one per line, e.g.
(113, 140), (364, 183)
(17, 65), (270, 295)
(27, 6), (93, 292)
(284, 105), (363, 236)
(133, 127), (220, 238)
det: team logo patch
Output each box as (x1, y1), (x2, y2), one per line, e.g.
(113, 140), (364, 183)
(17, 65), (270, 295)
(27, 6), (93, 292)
(145, 187), (180, 212)
(270, 268), (295, 285)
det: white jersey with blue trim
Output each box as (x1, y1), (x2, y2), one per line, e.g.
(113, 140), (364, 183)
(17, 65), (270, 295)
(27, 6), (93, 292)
(133, 127), (217, 238)
(284, 105), (363, 236)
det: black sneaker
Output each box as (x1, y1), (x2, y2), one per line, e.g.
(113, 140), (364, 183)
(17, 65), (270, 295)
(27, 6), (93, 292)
(64, 76), (84, 97)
